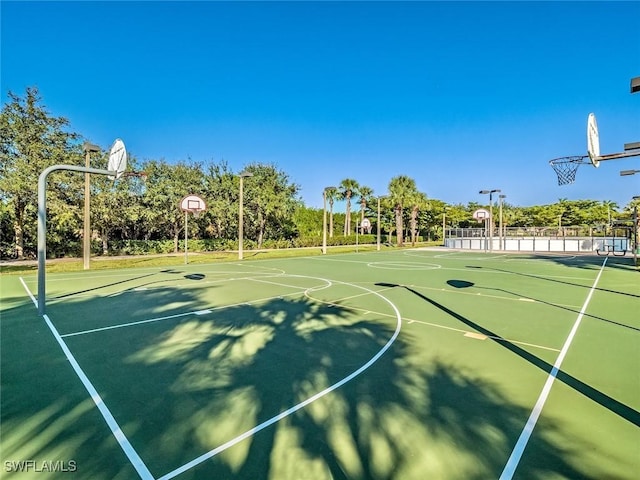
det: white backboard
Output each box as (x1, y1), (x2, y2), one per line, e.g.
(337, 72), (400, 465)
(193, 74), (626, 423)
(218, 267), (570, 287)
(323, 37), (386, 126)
(587, 113), (600, 168)
(472, 208), (490, 221)
(108, 139), (127, 180)
(180, 194), (206, 212)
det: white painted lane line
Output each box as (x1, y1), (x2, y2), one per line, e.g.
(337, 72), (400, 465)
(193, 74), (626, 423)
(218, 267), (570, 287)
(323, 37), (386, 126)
(61, 290), (303, 337)
(19, 278), (153, 480)
(20, 277), (37, 307)
(499, 257), (608, 480)
(156, 277), (403, 480)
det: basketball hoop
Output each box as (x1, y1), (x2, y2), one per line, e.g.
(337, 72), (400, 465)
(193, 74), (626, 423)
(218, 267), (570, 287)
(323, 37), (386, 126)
(120, 171), (147, 180)
(549, 156), (590, 186)
(180, 194), (206, 265)
(180, 194), (206, 213)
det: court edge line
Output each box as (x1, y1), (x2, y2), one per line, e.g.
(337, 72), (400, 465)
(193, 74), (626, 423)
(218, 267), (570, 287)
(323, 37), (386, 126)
(498, 256), (608, 480)
(19, 277), (154, 480)
(157, 278), (403, 480)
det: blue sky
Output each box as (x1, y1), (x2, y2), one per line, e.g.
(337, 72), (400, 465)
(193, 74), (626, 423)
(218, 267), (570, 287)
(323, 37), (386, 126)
(2, 1), (639, 210)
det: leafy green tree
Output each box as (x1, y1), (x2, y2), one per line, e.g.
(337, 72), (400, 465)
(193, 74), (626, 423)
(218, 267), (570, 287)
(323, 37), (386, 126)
(141, 159), (205, 252)
(292, 204), (322, 237)
(388, 175), (417, 246)
(0, 87), (82, 258)
(91, 155), (145, 253)
(204, 160), (239, 239)
(242, 163), (300, 248)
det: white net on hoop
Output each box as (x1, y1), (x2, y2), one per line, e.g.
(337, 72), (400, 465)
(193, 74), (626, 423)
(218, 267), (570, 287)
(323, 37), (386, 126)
(549, 156), (589, 186)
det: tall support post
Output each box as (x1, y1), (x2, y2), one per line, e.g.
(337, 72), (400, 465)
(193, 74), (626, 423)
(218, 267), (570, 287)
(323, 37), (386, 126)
(499, 194), (506, 251)
(322, 188), (328, 255)
(442, 208), (447, 246)
(633, 204), (637, 265)
(489, 195), (493, 252)
(377, 196), (382, 251)
(238, 171), (253, 260)
(84, 154), (90, 269)
(479, 189), (501, 253)
(82, 142), (100, 270)
(184, 211), (188, 264)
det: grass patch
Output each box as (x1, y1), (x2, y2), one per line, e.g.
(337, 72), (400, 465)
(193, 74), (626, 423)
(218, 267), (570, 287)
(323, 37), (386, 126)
(0, 243), (439, 276)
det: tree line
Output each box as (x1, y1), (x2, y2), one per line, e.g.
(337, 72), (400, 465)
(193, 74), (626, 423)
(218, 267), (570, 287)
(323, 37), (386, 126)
(1, 87), (638, 259)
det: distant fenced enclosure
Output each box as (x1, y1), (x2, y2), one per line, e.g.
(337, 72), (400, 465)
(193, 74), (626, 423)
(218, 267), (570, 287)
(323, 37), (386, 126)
(445, 226), (633, 253)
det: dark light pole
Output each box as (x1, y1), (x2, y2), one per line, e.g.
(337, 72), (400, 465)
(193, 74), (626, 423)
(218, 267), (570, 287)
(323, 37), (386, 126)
(83, 142), (100, 270)
(499, 194), (506, 250)
(442, 206), (448, 246)
(377, 196), (387, 251)
(238, 171), (253, 260)
(479, 189), (501, 252)
(633, 196), (639, 265)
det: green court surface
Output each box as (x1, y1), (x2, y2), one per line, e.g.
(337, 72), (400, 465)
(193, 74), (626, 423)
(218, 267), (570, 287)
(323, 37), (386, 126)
(1, 249), (638, 479)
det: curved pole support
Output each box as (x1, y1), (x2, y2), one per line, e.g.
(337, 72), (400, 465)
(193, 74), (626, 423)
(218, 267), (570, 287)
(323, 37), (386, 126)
(38, 164), (116, 315)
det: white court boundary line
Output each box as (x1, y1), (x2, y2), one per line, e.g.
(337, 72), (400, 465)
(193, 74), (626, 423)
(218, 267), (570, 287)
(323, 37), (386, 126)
(19, 277), (154, 480)
(499, 256), (608, 480)
(21, 272), (402, 480)
(61, 275), (330, 338)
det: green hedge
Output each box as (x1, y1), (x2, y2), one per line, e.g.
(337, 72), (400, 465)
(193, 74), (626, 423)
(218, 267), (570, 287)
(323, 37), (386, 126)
(96, 234), (380, 256)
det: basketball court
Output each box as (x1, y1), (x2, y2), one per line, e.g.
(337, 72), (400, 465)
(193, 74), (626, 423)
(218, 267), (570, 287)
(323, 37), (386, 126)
(2, 249), (638, 479)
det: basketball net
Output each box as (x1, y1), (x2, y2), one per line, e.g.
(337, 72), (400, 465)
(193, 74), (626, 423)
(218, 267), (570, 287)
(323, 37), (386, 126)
(549, 156), (589, 186)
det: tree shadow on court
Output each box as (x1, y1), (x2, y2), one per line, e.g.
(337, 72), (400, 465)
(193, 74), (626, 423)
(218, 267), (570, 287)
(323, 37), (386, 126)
(1, 279), (220, 479)
(44, 278), (217, 335)
(447, 279), (640, 334)
(465, 264), (640, 299)
(2, 286), (631, 479)
(501, 252), (638, 273)
(52, 270), (208, 300)
(88, 293), (617, 479)
(0, 301), (144, 479)
(378, 283), (640, 429)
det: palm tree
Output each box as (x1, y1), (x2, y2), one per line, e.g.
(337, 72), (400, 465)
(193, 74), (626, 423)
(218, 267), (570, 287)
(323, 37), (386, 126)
(601, 200), (619, 230)
(339, 178), (359, 235)
(325, 186), (338, 238)
(409, 191), (429, 246)
(388, 175), (417, 247)
(357, 185), (374, 232)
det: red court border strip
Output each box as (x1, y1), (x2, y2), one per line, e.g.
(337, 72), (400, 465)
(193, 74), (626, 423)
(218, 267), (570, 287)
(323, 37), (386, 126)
(499, 256), (608, 479)
(20, 277), (154, 480)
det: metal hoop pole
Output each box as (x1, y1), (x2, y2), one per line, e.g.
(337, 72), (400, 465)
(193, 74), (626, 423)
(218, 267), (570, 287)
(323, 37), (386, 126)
(184, 211), (188, 264)
(38, 164), (117, 315)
